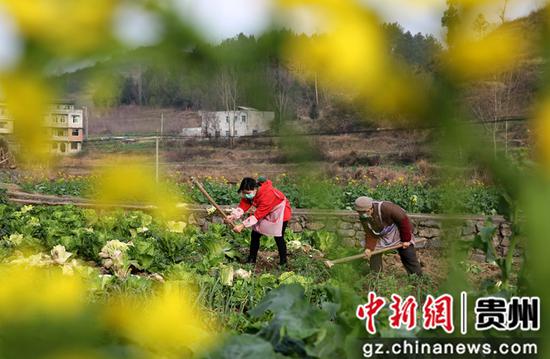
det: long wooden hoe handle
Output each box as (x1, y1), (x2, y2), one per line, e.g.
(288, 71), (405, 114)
(324, 238), (427, 268)
(190, 177), (234, 226)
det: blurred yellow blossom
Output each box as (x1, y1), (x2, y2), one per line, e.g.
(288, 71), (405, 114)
(444, 27), (526, 79)
(105, 284), (217, 357)
(0, 265), (85, 321)
(534, 99), (550, 171)
(1, 0), (118, 55)
(0, 72), (52, 163)
(45, 352), (102, 359)
(91, 157), (184, 219)
(279, 0), (428, 117)
(0, 265), (216, 358)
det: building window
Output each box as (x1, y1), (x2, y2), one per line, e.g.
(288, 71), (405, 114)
(0, 122), (6, 129)
(59, 143), (66, 153)
(215, 130), (220, 137)
(252, 130), (258, 135)
(72, 129), (79, 136)
(225, 130), (230, 136)
(51, 143), (57, 150)
(225, 116), (229, 123)
(72, 115), (80, 123)
(70, 142), (78, 150)
(57, 129), (65, 137)
(241, 115), (246, 122)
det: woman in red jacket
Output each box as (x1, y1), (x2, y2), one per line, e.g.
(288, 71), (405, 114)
(227, 177), (292, 265)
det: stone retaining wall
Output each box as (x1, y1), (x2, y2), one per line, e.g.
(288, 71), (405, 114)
(184, 205), (514, 259)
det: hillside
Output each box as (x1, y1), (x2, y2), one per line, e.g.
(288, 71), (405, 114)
(88, 105), (201, 136)
(54, 27), (442, 133)
(54, 9), (546, 137)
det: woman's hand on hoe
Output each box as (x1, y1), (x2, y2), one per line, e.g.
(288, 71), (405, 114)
(233, 224), (245, 233)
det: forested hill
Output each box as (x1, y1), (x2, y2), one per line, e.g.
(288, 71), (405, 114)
(55, 25), (441, 131)
(55, 6), (545, 131)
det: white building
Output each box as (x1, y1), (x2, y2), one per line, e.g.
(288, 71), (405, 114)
(181, 127), (202, 137)
(199, 106), (274, 137)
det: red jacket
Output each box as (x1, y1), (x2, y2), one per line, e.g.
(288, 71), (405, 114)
(238, 180), (292, 222)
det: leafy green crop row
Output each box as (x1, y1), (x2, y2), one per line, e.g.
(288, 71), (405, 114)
(18, 175), (504, 215)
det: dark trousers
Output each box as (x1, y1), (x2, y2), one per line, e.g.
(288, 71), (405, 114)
(248, 221), (288, 265)
(370, 245), (422, 275)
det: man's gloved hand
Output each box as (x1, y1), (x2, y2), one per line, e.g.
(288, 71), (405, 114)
(402, 241), (411, 249)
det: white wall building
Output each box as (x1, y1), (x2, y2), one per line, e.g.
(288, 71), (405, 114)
(181, 127), (203, 137)
(199, 106), (274, 137)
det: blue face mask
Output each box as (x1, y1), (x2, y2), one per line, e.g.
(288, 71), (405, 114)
(244, 191), (256, 200)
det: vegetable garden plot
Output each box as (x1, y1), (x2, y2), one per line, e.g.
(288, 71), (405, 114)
(0, 202), (518, 357)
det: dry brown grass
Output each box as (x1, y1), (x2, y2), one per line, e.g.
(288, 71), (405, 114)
(89, 105), (201, 135)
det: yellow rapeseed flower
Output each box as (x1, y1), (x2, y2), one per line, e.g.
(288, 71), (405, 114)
(2, 0), (118, 55)
(91, 157), (184, 219)
(534, 99), (550, 172)
(444, 27), (526, 79)
(0, 265), (85, 321)
(280, 0), (428, 117)
(105, 284), (217, 358)
(0, 72), (52, 164)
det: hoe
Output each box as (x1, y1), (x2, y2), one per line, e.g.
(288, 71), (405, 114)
(324, 238), (427, 268)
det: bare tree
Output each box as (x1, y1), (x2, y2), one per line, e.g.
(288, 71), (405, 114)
(466, 2), (522, 157)
(200, 111), (220, 138)
(499, 0), (509, 24)
(216, 67), (239, 143)
(473, 13), (490, 36)
(270, 61), (295, 129)
(216, 67), (238, 112)
(466, 68), (526, 156)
